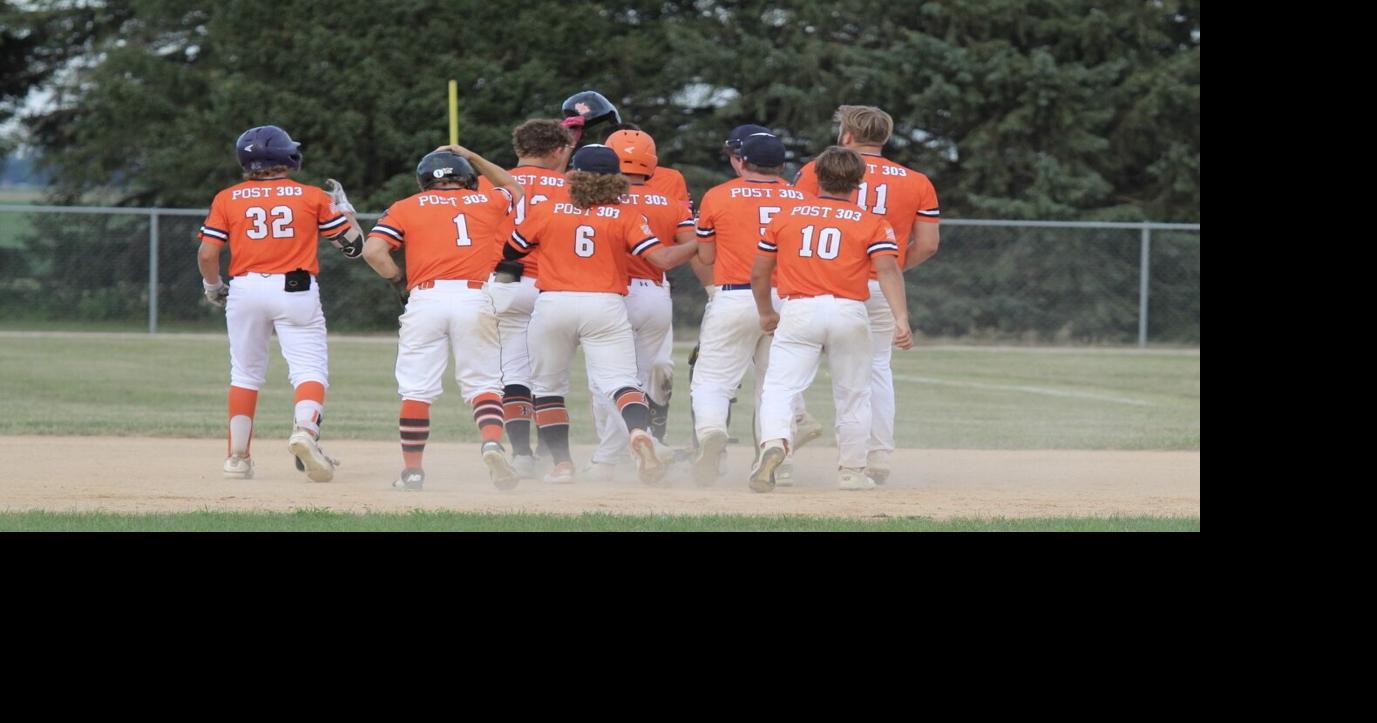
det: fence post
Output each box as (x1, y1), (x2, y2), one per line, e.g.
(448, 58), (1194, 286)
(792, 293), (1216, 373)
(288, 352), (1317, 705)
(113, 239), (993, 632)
(1138, 226), (1151, 348)
(148, 209), (159, 334)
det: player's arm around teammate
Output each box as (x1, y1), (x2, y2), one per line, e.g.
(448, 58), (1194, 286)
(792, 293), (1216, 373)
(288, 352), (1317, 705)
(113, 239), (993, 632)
(582, 130), (700, 475)
(198, 125), (361, 483)
(361, 148), (522, 492)
(747, 146), (912, 494)
(498, 145), (691, 485)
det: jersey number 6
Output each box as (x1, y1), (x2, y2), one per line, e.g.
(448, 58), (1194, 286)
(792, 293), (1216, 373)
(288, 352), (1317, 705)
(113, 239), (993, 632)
(575, 225), (596, 258)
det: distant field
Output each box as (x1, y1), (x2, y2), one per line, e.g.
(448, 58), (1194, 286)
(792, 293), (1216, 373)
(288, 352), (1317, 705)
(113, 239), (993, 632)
(0, 332), (1200, 450)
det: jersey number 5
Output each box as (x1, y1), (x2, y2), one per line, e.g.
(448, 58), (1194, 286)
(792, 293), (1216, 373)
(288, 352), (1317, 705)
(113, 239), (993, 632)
(759, 206), (781, 237)
(245, 206), (294, 239)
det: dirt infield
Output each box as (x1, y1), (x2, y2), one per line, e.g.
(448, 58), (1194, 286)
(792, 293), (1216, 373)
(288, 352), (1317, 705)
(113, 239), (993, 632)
(0, 436), (1199, 519)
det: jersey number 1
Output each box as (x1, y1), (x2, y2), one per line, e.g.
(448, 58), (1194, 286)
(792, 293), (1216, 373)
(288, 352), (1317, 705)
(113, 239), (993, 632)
(453, 213), (472, 246)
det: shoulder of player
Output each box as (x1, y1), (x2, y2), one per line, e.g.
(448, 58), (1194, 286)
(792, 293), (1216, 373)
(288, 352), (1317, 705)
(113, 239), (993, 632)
(872, 155), (934, 182)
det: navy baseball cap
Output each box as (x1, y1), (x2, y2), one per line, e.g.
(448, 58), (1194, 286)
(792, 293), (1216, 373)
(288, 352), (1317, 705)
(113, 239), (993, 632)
(739, 134), (786, 167)
(570, 144), (622, 175)
(724, 124), (772, 154)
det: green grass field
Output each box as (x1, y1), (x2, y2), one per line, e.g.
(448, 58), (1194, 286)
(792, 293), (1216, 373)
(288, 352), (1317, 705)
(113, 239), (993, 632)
(0, 334), (1200, 449)
(0, 332), (1199, 531)
(0, 509), (1199, 532)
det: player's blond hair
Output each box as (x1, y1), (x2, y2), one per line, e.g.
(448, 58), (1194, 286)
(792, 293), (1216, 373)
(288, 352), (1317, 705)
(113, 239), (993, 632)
(814, 146), (867, 195)
(244, 165), (292, 180)
(568, 171), (628, 209)
(513, 119), (573, 160)
(835, 105), (893, 146)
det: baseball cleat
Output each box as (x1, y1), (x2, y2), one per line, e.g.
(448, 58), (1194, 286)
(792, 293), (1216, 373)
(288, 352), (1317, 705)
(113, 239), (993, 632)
(544, 461), (575, 484)
(794, 412), (824, 449)
(580, 461), (618, 483)
(630, 429), (667, 486)
(838, 468), (877, 491)
(511, 454), (537, 479)
(865, 451), (892, 485)
(288, 427), (337, 483)
(693, 428), (729, 487)
(483, 441), (519, 490)
(774, 460), (795, 487)
(223, 455), (254, 480)
(748, 441), (787, 493)
(392, 467), (425, 491)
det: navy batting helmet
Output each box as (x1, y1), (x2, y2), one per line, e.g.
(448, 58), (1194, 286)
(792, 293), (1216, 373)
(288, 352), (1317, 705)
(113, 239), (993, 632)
(416, 150), (479, 190)
(236, 125), (302, 172)
(562, 90), (621, 127)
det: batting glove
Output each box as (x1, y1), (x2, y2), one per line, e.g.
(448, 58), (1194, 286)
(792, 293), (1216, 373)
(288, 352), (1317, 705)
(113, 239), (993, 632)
(203, 278), (229, 308)
(324, 178), (356, 214)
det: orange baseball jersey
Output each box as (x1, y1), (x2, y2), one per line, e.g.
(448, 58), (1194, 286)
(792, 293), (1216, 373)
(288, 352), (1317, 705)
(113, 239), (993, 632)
(509, 191), (659, 294)
(645, 166), (693, 215)
(760, 197), (900, 302)
(794, 153), (939, 272)
(490, 165), (567, 280)
(620, 183), (693, 282)
(695, 178), (809, 285)
(368, 187), (513, 290)
(198, 179), (350, 276)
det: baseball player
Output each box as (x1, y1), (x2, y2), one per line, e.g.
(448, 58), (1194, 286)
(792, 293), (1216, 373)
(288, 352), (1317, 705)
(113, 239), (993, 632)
(197, 124), (364, 482)
(499, 145), (699, 484)
(481, 119), (576, 480)
(749, 146), (914, 493)
(689, 132), (817, 487)
(581, 129), (697, 480)
(595, 121), (693, 441)
(361, 145), (525, 492)
(794, 105), (940, 483)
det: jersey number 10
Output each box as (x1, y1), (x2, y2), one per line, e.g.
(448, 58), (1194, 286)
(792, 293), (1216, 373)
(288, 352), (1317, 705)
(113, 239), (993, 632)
(799, 225), (841, 260)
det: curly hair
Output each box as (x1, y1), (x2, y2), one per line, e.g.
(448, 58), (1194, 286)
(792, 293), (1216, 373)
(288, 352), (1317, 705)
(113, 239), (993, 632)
(513, 119), (573, 159)
(568, 171), (628, 209)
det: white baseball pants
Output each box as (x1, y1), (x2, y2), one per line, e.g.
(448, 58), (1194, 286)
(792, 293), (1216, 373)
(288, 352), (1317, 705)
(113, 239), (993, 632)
(758, 295), (873, 469)
(588, 279), (673, 463)
(690, 287), (798, 441)
(865, 278), (897, 456)
(487, 274), (541, 389)
(528, 291), (640, 399)
(395, 282), (503, 404)
(225, 272), (328, 391)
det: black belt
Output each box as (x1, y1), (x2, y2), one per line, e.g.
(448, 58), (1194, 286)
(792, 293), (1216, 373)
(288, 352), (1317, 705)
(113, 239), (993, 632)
(720, 283), (751, 291)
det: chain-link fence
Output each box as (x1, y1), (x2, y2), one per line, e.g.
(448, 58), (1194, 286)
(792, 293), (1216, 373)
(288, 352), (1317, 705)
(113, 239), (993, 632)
(0, 204), (1199, 345)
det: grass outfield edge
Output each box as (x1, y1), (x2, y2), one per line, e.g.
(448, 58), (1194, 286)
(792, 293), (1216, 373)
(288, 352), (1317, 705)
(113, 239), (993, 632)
(0, 509), (1201, 532)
